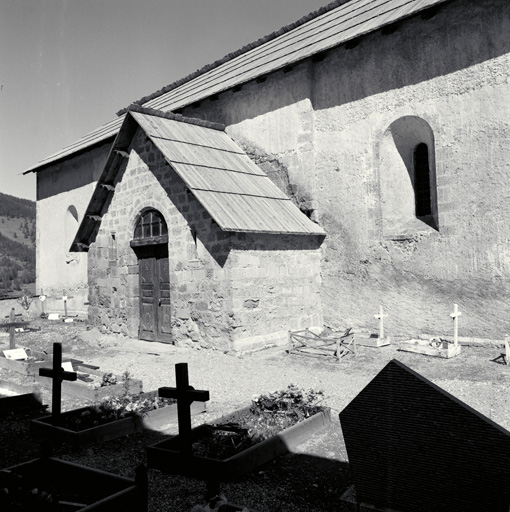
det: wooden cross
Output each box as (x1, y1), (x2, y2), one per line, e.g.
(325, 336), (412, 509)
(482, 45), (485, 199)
(3, 308), (26, 349)
(59, 289), (74, 319)
(39, 289), (52, 317)
(449, 303), (462, 347)
(39, 342), (77, 420)
(374, 305), (387, 339)
(158, 363), (210, 454)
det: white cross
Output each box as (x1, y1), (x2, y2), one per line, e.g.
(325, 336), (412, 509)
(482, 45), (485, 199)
(374, 305), (387, 339)
(449, 304), (462, 347)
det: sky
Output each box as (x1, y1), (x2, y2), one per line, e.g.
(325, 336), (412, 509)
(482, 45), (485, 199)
(0, 0), (330, 202)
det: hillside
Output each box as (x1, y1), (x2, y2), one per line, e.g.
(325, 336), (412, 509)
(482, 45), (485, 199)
(0, 192), (36, 296)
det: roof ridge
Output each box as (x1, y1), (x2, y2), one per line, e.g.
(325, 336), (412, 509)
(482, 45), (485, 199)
(117, 0), (351, 115)
(126, 104), (225, 131)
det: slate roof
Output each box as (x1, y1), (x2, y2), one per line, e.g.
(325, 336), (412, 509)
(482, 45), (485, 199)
(71, 105), (325, 250)
(339, 360), (510, 512)
(25, 0), (451, 174)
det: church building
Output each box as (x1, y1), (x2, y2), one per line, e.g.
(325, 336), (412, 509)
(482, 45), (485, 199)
(25, 0), (510, 350)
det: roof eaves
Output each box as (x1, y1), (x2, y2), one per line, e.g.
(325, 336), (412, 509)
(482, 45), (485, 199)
(23, 134), (116, 175)
(126, 104), (225, 131)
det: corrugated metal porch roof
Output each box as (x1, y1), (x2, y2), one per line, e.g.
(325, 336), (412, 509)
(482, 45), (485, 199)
(71, 106), (324, 250)
(25, 0), (450, 174)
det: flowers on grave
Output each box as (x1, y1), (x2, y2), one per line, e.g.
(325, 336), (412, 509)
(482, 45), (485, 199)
(192, 385), (326, 459)
(60, 393), (176, 431)
(99, 372), (118, 387)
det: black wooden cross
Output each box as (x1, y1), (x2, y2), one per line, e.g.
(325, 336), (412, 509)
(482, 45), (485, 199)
(39, 342), (77, 421)
(159, 363), (210, 454)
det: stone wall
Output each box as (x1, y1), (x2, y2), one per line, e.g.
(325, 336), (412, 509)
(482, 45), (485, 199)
(228, 233), (323, 352)
(87, 127), (322, 350)
(178, 0), (510, 340)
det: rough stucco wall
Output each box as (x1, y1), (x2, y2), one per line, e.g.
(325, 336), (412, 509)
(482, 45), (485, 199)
(35, 143), (109, 315)
(314, 0), (510, 339)
(87, 127), (323, 351)
(181, 0), (510, 340)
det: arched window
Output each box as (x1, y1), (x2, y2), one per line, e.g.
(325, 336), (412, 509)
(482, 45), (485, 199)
(65, 205), (79, 251)
(379, 116), (438, 234)
(414, 143), (432, 217)
(133, 209), (168, 240)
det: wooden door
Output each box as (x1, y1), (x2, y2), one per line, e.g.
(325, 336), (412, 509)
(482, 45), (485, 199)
(138, 245), (171, 343)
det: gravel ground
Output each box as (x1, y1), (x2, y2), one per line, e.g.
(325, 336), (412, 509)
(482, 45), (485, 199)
(1, 318), (510, 511)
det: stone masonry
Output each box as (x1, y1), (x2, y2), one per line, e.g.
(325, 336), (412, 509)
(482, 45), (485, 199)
(87, 127), (322, 351)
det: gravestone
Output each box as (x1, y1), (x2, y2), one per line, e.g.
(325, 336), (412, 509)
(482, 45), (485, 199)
(339, 359), (510, 512)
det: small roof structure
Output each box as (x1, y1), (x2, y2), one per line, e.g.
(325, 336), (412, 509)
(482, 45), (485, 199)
(71, 105), (324, 251)
(25, 0), (450, 174)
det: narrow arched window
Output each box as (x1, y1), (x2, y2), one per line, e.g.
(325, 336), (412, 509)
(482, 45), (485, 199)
(65, 205), (79, 251)
(133, 209), (168, 240)
(414, 143), (432, 217)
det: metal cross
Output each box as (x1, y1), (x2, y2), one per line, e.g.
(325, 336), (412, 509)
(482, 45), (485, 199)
(39, 342), (77, 421)
(158, 363), (210, 454)
(449, 303), (462, 347)
(374, 305), (387, 340)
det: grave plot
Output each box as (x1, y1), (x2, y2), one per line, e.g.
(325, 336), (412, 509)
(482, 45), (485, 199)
(0, 307), (49, 375)
(356, 305), (391, 348)
(399, 303), (462, 358)
(339, 359), (510, 512)
(34, 344), (143, 401)
(0, 379), (43, 413)
(32, 344), (206, 448)
(287, 327), (355, 361)
(147, 363), (331, 496)
(0, 457), (147, 511)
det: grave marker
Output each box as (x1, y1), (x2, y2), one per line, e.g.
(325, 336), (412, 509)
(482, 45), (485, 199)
(158, 363), (210, 454)
(506, 335), (510, 366)
(3, 348), (28, 360)
(58, 289), (75, 319)
(39, 342), (77, 420)
(39, 289), (52, 318)
(374, 305), (386, 340)
(450, 303), (462, 347)
(3, 308), (28, 349)
(340, 360), (510, 512)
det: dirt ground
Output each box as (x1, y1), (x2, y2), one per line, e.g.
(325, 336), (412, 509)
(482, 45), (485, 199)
(1, 318), (510, 511)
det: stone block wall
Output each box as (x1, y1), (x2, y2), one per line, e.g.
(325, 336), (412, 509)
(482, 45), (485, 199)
(86, 126), (322, 350)
(87, 127), (232, 348)
(228, 233), (323, 352)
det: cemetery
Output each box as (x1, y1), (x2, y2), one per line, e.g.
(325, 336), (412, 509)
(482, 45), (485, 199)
(1, 311), (510, 511)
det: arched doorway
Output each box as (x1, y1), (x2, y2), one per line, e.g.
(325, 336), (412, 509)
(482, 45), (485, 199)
(130, 209), (171, 343)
